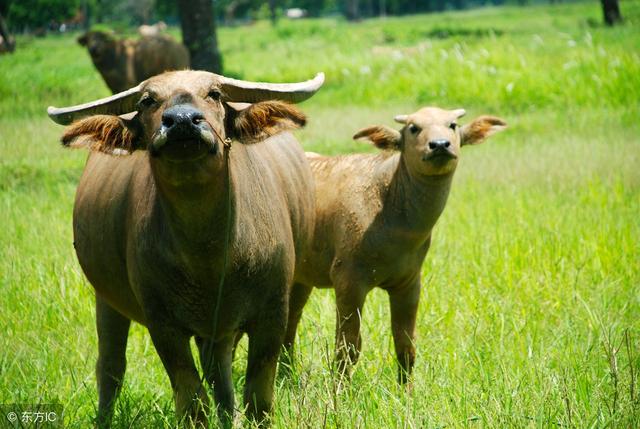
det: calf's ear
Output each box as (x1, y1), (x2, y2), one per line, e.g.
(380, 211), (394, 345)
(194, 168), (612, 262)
(61, 114), (140, 155)
(353, 125), (402, 150)
(229, 101), (306, 144)
(461, 116), (507, 146)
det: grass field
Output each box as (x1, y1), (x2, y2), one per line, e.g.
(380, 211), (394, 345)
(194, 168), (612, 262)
(1, 1), (639, 427)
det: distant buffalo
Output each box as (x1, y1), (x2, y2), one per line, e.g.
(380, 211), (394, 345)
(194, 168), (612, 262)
(78, 30), (189, 93)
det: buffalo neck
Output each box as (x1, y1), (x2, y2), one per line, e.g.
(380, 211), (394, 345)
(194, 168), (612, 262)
(380, 154), (454, 243)
(151, 153), (232, 250)
(93, 43), (129, 92)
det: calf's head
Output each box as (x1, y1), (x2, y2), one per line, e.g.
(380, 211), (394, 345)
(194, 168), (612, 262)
(354, 107), (506, 176)
(49, 70), (324, 177)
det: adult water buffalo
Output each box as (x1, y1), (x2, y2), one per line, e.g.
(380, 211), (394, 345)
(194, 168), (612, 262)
(47, 70), (324, 426)
(285, 107), (506, 383)
(78, 30), (189, 93)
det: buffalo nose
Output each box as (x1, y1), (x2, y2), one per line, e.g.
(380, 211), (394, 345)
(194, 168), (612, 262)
(428, 139), (451, 150)
(162, 104), (205, 130)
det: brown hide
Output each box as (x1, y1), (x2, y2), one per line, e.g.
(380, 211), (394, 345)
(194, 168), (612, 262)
(286, 108), (506, 383)
(54, 71), (317, 426)
(78, 31), (189, 93)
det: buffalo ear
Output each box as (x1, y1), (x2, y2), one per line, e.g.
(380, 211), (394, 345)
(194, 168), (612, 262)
(61, 114), (140, 155)
(77, 33), (88, 46)
(353, 125), (402, 150)
(461, 116), (507, 146)
(228, 101), (306, 144)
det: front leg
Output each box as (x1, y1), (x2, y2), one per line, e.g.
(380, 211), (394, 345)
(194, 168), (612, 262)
(388, 277), (421, 384)
(95, 297), (131, 428)
(196, 335), (235, 428)
(243, 313), (287, 425)
(147, 323), (207, 426)
(334, 281), (369, 378)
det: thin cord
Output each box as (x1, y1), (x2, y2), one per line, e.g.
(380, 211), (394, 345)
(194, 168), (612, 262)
(201, 129), (234, 387)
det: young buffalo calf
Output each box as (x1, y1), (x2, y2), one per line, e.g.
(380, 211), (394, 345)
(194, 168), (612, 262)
(288, 107), (506, 382)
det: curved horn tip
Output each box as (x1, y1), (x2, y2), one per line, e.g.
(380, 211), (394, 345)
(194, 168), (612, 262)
(47, 106), (72, 125)
(394, 115), (408, 124)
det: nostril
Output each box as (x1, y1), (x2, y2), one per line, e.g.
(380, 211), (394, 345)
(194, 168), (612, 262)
(191, 113), (205, 125)
(429, 139), (450, 150)
(162, 116), (175, 128)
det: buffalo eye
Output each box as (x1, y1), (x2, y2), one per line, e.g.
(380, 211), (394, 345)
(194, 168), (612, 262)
(449, 122), (458, 131)
(137, 94), (157, 109)
(408, 123), (420, 134)
(207, 89), (221, 102)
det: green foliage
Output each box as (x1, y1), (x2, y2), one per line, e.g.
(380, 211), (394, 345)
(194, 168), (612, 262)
(1, 2), (639, 427)
(6, 0), (79, 30)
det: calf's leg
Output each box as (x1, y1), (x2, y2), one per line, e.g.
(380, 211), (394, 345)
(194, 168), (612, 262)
(388, 279), (420, 384)
(95, 296), (131, 428)
(334, 282), (368, 377)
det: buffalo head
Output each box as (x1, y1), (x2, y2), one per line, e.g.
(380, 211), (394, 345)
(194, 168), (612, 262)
(49, 70), (324, 165)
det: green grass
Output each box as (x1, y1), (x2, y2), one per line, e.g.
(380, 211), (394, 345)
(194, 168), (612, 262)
(1, 1), (639, 427)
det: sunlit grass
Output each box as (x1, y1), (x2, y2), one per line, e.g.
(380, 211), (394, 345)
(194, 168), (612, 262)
(1, 1), (639, 427)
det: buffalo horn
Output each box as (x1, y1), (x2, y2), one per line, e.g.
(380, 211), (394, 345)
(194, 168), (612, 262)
(219, 72), (324, 104)
(47, 84), (142, 125)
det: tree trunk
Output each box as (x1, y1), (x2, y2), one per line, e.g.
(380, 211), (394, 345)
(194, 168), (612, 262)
(268, 0), (278, 24)
(0, 13), (15, 53)
(601, 0), (622, 26)
(345, 0), (360, 21)
(178, 0), (223, 73)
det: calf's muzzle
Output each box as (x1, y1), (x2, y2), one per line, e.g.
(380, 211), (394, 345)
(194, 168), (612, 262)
(428, 139), (451, 150)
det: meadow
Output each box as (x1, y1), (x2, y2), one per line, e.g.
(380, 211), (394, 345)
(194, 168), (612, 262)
(1, 1), (639, 427)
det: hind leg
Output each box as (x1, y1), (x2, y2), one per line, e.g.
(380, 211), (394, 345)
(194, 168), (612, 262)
(282, 282), (313, 370)
(334, 280), (369, 378)
(95, 296), (131, 427)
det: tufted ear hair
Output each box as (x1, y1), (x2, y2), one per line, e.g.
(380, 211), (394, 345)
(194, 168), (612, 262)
(228, 101), (306, 144)
(353, 125), (402, 150)
(61, 114), (140, 155)
(461, 116), (507, 146)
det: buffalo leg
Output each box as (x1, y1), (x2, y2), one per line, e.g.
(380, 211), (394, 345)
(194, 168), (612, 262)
(95, 297), (131, 428)
(243, 321), (286, 424)
(334, 282), (368, 377)
(196, 336), (235, 428)
(388, 278), (420, 384)
(147, 324), (207, 426)
(282, 282), (313, 369)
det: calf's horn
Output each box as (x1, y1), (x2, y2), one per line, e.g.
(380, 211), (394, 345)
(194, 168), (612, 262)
(47, 84), (142, 125)
(220, 72), (324, 104)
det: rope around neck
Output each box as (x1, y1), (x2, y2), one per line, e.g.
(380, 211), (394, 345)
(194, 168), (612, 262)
(201, 130), (234, 387)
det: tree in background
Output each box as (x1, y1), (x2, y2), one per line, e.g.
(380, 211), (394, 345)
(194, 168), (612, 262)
(343, 0), (360, 20)
(601, 0), (622, 26)
(0, 1), (15, 52)
(3, 0), (79, 32)
(178, 0), (222, 73)
(268, 0), (277, 23)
